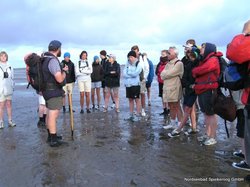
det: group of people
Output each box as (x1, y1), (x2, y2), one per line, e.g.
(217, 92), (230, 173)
(1, 20), (250, 175)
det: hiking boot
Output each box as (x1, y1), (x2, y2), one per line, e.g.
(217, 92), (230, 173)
(197, 135), (208, 142)
(168, 129), (181, 138)
(47, 135), (63, 142)
(184, 128), (199, 136)
(159, 111), (165, 115)
(163, 124), (174, 130)
(8, 120), (16, 127)
(80, 109), (84, 114)
(0, 121), (4, 129)
(233, 150), (245, 159)
(203, 138), (217, 146)
(86, 109), (91, 113)
(37, 120), (46, 127)
(50, 139), (63, 147)
(232, 161), (250, 171)
(69, 107), (75, 113)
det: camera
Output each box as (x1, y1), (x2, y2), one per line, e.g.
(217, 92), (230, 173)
(3, 72), (9, 78)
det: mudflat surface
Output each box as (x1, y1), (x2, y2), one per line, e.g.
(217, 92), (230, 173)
(0, 68), (249, 187)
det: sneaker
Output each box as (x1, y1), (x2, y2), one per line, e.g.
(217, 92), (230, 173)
(63, 106), (66, 113)
(86, 109), (91, 113)
(233, 150), (245, 159)
(8, 120), (16, 127)
(232, 161), (250, 171)
(80, 109), (84, 114)
(148, 101), (151, 106)
(203, 138), (217, 146)
(197, 135), (208, 142)
(141, 111), (146, 117)
(111, 103), (115, 109)
(168, 129), (181, 138)
(0, 121), (4, 129)
(103, 108), (108, 113)
(184, 128), (199, 136)
(163, 124), (174, 130)
(116, 108), (120, 113)
(95, 105), (100, 110)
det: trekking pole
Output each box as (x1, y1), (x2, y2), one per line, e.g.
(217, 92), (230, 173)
(69, 94), (74, 138)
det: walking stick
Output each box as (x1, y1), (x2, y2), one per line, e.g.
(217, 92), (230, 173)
(68, 94), (74, 138)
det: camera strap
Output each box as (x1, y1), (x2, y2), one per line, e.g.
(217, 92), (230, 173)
(0, 66), (11, 73)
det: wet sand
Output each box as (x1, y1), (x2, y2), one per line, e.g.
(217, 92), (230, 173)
(0, 68), (249, 187)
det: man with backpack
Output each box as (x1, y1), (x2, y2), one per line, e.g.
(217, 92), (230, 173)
(227, 20), (250, 172)
(42, 40), (68, 147)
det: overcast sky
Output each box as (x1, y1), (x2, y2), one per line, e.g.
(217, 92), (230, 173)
(1, 0), (249, 68)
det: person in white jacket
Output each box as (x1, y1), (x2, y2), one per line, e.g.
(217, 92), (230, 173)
(0, 51), (16, 129)
(131, 45), (149, 116)
(75, 51), (93, 113)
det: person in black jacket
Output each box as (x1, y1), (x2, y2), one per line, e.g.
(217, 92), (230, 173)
(61, 52), (76, 113)
(91, 56), (103, 110)
(103, 54), (120, 113)
(100, 50), (116, 108)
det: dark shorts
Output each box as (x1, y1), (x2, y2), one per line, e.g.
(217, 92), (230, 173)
(183, 93), (197, 108)
(126, 86), (140, 99)
(198, 90), (215, 115)
(46, 96), (63, 110)
(146, 82), (151, 88)
(158, 83), (163, 97)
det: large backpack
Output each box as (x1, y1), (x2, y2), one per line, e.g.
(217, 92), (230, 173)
(224, 61), (250, 90)
(24, 53), (45, 92)
(217, 56), (228, 85)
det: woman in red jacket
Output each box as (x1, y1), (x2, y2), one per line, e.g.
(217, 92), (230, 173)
(192, 43), (222, 145)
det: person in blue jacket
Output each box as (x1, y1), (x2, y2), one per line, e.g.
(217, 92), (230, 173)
(143, 53), (154, 106)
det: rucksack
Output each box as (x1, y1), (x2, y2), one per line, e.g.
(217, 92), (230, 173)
(224, 61), (250, 91)
(217, 56), (228, 85)
(25, 53), (45, 92)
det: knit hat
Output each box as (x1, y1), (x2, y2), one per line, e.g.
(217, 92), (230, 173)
(64, 52), (70, 58)
(93, 55), (99, 62)
(100, 50), (107, 56)
(48, 40), (62, 51)
(127, 50), (137, 58)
